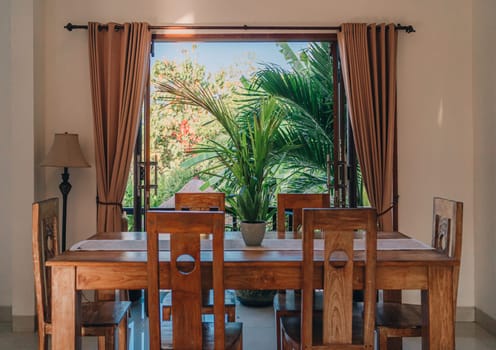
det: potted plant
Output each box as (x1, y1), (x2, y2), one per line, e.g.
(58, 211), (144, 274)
(156, 79), (292, 307)
(155, 79), (290, 246)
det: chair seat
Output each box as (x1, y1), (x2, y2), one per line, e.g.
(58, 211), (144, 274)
(376, 302), (422, 329)
(80, 301), (131, 327)
(280, 303), (365, 347)
(274, 290), (364, 314)
(159, 321), (243, 349)
(162, 289), (237, 321)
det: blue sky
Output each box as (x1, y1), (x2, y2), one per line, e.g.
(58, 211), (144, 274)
(152, 42), (310, 74)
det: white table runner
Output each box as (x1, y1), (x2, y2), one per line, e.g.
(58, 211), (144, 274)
(70, 238), (432, 251)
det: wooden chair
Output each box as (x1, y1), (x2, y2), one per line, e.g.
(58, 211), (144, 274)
(161, 192), (236, 322)
(376, 197), (463, 349)
(32, 198), (131, 350)
(146, 211), (243, 349)
(276, 193), (330, 236)
(274, 193), (330, 350)
(280, 208), (377, 349)
(175, 192), (226, 211)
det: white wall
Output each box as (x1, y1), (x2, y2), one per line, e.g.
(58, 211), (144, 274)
(0, 0), (12, 309)
(473, 0), (496, 321)
(0, 0), (36, 327)
(394, 0), (474, 308)
(2, 0), (480, 321)
(10, 0), (36, 328)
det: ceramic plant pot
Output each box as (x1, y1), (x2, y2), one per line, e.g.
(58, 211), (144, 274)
(240, 221), (266, 246)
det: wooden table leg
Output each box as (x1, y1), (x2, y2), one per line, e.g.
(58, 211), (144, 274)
(422, 265), (455, 350)
(52, 266), (81, 350)
(383, 290), (402, 350)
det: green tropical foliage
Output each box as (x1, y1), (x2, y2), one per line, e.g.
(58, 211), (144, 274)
(155, 78), (293, 222)
(247, 42), (335, 194)
(149, 49), (230, 179)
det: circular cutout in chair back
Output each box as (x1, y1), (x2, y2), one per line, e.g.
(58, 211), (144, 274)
(175, 254), (196, 275)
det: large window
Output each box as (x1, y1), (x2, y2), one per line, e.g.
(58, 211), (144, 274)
(124, 34), (364, 230)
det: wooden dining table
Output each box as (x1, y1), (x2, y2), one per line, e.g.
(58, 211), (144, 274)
(47, 231), (458, 350)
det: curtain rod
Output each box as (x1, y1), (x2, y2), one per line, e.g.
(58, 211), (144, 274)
(64, 22), (416, 33)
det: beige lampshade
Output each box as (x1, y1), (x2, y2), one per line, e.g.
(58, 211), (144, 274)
(41, 133), (90, 168)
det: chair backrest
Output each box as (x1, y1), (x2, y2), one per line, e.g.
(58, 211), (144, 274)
(300, 208), (377, 349)
(432, 197), (463, 259)
(175, 192), (225, 211)
(32, 198), (59, 330)
(146, 211), (226, 349)
(277, 193), (330, 234)
(432, 197), (463, 311)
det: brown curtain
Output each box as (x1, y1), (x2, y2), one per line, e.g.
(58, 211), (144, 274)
(88, 22), (151, 232)
(338, 23), (397, 231)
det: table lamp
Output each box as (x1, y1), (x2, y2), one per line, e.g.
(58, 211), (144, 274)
(41, 132), (90, 251)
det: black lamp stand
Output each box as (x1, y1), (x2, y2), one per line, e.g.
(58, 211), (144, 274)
(59, 167), (72, 251)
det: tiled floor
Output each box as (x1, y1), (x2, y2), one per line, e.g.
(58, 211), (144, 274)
(1, 298), (495, 349)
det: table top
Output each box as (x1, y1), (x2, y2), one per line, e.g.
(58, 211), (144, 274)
(47, 231), (457, 267)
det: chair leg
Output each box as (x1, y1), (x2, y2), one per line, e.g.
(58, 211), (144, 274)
(281, 330), (291, 350)
(118, 316), (128, 350)
(38, 330), (48, 350)
(98, 335), (106, 350)
(236, 332), (243, 350)
(378, 327), (388, 350)
(275, 312), (281, 350)
(95, 328), (115, 350)
(227, 306), (236, 322)
(104, 328), (116, 350)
